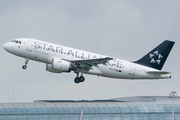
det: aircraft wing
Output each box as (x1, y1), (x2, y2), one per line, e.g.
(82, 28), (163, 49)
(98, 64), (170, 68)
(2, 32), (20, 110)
(66, 57), (113, 68)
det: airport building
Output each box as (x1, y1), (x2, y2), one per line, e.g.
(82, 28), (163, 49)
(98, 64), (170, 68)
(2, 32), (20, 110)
(0, 92), (179, 120)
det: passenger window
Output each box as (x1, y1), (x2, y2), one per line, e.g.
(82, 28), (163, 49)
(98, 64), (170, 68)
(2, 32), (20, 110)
(19, 41), (21, 44)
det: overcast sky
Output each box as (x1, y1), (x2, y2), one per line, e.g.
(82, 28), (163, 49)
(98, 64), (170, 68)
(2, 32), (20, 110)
(0, 0), (179, 103)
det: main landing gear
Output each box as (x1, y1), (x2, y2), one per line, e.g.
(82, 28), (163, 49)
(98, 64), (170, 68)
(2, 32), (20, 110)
(22, 58), (29, 70)
(74, 72), (85, 84)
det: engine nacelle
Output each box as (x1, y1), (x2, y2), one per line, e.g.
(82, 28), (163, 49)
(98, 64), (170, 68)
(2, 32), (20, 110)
(46, 58), (76, 73)
(52, 58), (71, 72)
(46, 64), (62, 73)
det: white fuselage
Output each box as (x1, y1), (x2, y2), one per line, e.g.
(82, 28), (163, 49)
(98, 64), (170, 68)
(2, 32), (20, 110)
(3, 38), (171, 80)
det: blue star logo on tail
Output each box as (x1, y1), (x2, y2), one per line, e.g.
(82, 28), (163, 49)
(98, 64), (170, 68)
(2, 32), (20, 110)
(149, 50), (163, 65)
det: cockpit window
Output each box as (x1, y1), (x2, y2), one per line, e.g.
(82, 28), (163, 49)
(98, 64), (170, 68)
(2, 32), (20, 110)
(12, 40), (21, 44)
(12, 40), (18, 43)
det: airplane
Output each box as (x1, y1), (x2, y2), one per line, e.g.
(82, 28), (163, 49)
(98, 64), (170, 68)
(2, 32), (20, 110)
(3, 38), (175, 83)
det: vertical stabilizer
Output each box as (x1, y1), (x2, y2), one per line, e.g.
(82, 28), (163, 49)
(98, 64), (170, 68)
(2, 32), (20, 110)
(134, 40), (175, 70)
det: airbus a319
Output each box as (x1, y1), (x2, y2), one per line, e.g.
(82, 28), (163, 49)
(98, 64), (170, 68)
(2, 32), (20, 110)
(3, 38), (175, 83)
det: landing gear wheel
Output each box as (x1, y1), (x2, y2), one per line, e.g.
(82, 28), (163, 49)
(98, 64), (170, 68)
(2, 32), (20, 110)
(74, 77), (80, 84)
(22, 58), (29, 70)
(79, 76), (85, 82)
(22, 65), (27, 70)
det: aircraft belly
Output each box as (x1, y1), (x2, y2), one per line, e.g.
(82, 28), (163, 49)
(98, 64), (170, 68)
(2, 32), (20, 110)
(98, 64), (164, 79)
(98, 65), (128, 79)
(86, 68), (103, 75)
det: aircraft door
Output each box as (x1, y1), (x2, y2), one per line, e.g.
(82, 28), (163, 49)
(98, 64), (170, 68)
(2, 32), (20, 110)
(129, 64), (136, 76)
(27, 40), (34, 51)
(26, 40), (38, 59)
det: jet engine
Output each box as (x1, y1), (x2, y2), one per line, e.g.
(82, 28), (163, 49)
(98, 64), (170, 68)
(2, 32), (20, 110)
(46, 58), (76, 73)
(52, 58), (71, 72)
(46, 64), (62, 73)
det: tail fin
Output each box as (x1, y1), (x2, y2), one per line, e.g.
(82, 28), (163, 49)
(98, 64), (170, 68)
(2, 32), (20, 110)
(80, 105), (83, 120)
(134, 40), (175, 70)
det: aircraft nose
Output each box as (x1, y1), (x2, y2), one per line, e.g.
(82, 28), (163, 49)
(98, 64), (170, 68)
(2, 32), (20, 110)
(3, 43), (9, 51)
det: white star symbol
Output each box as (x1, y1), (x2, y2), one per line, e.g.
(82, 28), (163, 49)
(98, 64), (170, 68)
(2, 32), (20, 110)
(149, 50), (163, 65)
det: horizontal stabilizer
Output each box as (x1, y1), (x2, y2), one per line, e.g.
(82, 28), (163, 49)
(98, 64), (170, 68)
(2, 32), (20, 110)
(146, 71), (171, 75)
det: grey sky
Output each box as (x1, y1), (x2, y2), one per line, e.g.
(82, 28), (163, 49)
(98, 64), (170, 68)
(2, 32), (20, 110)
(0, 0), (179, 103)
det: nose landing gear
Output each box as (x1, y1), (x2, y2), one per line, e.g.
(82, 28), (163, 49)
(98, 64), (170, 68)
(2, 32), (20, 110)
(22, 65), (27, 69)
(74, 72), (85, 84)
(22, 58), (29, 70)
